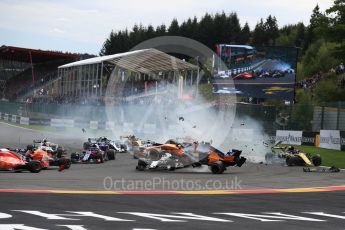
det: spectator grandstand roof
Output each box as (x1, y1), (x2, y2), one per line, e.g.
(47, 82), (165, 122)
(0, 45), (80, 63)
(59, 48), (198, 73)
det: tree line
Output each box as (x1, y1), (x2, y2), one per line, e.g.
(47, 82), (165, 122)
(100, 12), (279, 56)
(100, 0), (345, 79)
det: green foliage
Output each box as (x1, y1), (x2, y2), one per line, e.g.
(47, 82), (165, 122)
(325, 0), (345, 60)
(252, 19), (265, 45)
(252, 15), (279, 45)
(99, 1), (345, 104)
(275, 23), (306, 49)
(289, 90), (313, 130)
(313, 76), (345, 103)
(300, 40), (339, 77)
(296, 62), (305, 81)
(100, 12), (246, 55)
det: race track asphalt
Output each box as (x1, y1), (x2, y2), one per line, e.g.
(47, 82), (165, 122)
(0, 121), (344, 191)
(1, 122), (345, 230)
(0, 191), (345, 230)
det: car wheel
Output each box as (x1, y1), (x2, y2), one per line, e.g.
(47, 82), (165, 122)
(136, 159), (147, 171)
(312, 155), (322, 166)
(286, 156), (303, 166)
(56, 147), (64, 158)
(27, 161), (41, 173)
(99, 153), (104, 163)
(63, 158), (72, 169)
(286, 156), (294, 166)
(70, 152), (79, 163)
(210, 161), (225, 174)
(106, 149), (116, 160)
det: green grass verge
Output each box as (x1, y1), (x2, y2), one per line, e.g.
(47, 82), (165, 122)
(292, 145), (345, 168)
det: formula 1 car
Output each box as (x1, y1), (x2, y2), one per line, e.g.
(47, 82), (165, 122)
(136, 140), (246, 174)
(120, 135), (155, 159)
(83, 137), (127, 160)
(265, 142), (322, 167)
(34, 139), (59, 152)
(233, 72), (254, 80)
(0, 148), (41, 173)
(27, 146), (71, 171)
(96, 137), (127, 153)
(71, 144), (106, 164)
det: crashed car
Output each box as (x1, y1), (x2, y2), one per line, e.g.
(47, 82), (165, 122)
(265, 142), (322, 167)
(120, 135), (154, 159)
(0, 148), (41, 173)
(136, 140), (246, 174)
(27, 145), (71, 171)
(71, 144), (107, 163)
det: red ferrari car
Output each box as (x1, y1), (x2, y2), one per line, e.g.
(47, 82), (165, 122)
(232, 72), (253, 80)
(0, 149), (41, 173)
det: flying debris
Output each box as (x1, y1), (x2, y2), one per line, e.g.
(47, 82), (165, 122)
(303, 166), (340, 173)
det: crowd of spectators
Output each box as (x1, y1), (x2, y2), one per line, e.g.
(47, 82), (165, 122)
(6, 63), (59, 100)
(25, 79), (187, 106)
(296, 63), (345, 90)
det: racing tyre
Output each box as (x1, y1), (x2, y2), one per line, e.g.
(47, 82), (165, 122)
(167, 166), (176, 171)
(136, 159), (147, 171)
(70, 153), (80, 163)
(63, 158), (72, 169)
(210, 161), (225, 174)
(97, 153), (104, 163)
(106, 149), (116, 160)
(312, 155), (322, 166)
(286, 156), (295, 166)
(27, 161), (41, 173)
(286, 156), (302, 166)
(56, 147), (64, 158)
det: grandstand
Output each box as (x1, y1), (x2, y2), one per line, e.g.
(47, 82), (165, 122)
(0, 46), (81, 101)
(57, 48), (199, 104)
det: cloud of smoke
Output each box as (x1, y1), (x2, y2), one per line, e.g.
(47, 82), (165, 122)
(105, 81), (236, 151)
(225, 115), (271, 163)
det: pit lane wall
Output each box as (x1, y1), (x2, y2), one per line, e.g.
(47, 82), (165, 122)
(1, 112), (344, 151)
